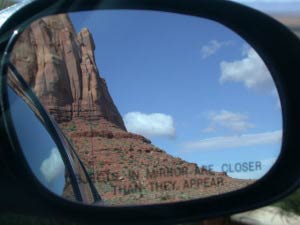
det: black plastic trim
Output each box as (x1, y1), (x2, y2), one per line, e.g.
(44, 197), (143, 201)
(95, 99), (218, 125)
(0, 0), (300, 224)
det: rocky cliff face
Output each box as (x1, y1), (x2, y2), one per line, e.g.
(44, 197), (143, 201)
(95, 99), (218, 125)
(10, 14), (252, 205)
(10, 14), (126, 129)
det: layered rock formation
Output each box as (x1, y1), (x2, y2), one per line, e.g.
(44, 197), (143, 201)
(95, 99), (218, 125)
(10, 14), (252, 205)
(10, 14), (125, 129)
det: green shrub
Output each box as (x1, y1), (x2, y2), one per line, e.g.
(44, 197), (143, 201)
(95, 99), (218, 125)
(274, 189), (300, 215)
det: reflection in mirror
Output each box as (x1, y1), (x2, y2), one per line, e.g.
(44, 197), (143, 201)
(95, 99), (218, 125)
(61, 134), (99, 204)
(7, 69), (97, 204)
(6, 86), (75, 199)
(9, 9), (282, 206)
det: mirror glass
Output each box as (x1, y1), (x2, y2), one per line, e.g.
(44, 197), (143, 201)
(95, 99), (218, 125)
(7, 71), (97, 204)
(9, 9), (282, 206)
(7, 86), (76, 200)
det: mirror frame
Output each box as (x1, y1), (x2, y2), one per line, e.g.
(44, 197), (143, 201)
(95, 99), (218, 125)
(0, 0), (300, 224)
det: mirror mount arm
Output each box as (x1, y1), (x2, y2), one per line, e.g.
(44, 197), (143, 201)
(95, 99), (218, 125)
(6, 61), (84, 202)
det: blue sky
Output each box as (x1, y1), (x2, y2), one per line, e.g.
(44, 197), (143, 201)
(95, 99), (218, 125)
(70, 9), (282, 180)
(8, 87), (65, 195)
(233, 0), (300, 13)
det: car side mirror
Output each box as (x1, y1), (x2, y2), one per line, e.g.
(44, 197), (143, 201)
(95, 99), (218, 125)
(0, 0), (300, 224)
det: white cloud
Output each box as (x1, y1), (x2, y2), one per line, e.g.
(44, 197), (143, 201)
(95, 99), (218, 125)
(183, 130), (282, 152)
(204, 110), (254, 133)
(201, 40), (232, 59)
(123, 112), (176, 138)
(220, 47), (276, 93)
(40, 148), (65, 184)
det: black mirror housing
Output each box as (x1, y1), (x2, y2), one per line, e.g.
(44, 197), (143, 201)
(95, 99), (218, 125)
(0, 0), (300, 224)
